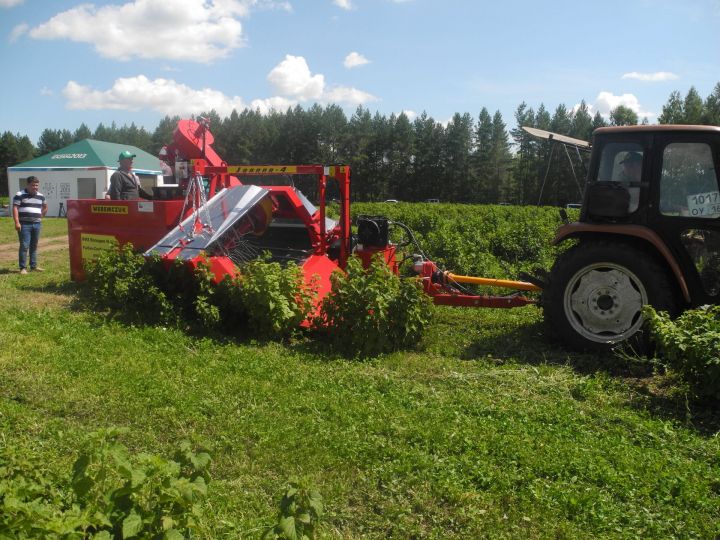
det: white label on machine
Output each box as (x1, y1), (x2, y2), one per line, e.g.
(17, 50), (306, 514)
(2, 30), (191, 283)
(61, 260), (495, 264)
(138, 201), (154, 213)
(687, 191), (720, 218)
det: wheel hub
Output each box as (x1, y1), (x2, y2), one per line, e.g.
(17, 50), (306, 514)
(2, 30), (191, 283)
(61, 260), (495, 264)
(568, 268), (644, 336)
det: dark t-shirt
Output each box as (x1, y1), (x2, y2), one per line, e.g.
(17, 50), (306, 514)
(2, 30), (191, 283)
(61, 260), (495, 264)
(108, 169), (152, 200)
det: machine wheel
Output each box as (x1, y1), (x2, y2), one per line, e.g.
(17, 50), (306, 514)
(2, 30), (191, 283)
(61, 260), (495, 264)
(543, 241), (676, 352)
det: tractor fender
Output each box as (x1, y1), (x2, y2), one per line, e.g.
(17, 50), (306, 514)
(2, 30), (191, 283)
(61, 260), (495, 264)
(552, 222), (691, 303)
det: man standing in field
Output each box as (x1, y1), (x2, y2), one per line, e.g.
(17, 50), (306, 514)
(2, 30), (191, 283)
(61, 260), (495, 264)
(106, 150), (153, 200)
(13, 176), (48, 274)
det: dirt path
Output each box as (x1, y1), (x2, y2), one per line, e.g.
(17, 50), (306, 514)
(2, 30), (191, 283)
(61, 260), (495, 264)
(0, 235), (69, 263)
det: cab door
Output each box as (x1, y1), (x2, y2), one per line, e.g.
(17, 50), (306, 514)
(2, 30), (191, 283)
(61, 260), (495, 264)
(651, 132), (720, 305)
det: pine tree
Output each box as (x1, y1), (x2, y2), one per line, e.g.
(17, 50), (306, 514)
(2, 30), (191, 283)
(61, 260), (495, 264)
(489, 111), (512, 204)
(0, 132), (35, 196)
(387, 112), (415, 200)
(73, 123), (92, 142)
(345, 106), (374, 200)
(658, 90), (685, 124)
(704, 82), (720, 125)
(152, 115), (181, 155)
(570, 101), (593, 142)
(319, 104), (348, 164)
(510, 102), (536, 205)
(591, 111), (608, 130)
(472, 108), (494, 203)
(37, 128), (71, 155)
(441, 112), (474, 202)
(683, 86), (704, 124)
(412, 112), (444, 202)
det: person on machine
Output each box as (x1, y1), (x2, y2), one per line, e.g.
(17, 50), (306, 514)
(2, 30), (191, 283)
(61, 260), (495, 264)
(620, 151), (643, 212)
(106, 150), (153, 200)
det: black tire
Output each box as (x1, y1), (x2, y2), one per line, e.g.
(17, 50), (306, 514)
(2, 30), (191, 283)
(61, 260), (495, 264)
(542, 241), (677, 352)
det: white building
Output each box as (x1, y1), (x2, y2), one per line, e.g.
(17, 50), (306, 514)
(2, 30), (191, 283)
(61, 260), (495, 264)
(8, 139), (170, 217)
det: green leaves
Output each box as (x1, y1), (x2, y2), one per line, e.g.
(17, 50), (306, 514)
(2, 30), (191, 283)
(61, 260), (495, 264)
(232, 258), (318, 339)
(0, 430), (211, 538)
(83, 245), (318, 340)
(317, 256), (432, 357)
(644, 304), (720, 399)
(122, 510), (142, 538)
(264, 478), (324, 540)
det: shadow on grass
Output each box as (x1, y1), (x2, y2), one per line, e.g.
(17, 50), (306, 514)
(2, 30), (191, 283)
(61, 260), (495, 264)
(460, 320), (720, 436)
(21, 279), (82, 294)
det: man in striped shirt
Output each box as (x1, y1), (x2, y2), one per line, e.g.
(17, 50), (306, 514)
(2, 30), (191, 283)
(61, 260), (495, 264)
(13, 176), (48, 274)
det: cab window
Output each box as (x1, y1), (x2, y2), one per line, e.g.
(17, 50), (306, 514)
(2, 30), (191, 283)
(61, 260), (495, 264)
(659, 142), (719, 218)
(596, 142), (644, 213)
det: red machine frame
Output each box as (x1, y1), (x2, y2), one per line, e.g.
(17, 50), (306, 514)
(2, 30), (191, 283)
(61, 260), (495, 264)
(68, 118), (540, 317)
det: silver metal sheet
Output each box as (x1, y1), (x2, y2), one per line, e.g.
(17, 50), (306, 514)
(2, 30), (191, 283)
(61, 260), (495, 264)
(522, 126), (590, 148)
(146, 185), (270, 258)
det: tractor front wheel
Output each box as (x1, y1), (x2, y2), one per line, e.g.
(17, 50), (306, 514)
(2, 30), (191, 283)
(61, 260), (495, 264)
(543, 242), (676, 352)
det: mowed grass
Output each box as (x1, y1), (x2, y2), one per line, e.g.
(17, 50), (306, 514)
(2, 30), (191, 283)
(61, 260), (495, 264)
(0, 217), (719, 538)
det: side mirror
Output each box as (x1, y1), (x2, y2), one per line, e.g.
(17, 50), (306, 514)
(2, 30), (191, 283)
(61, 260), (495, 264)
(559, 208), (569, 224)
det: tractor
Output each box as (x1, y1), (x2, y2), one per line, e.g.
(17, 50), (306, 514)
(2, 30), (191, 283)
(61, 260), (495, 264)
(536, 124), (720, 351)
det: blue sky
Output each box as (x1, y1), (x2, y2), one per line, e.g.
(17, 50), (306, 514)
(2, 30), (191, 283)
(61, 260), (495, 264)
(1, 0), (719, 145)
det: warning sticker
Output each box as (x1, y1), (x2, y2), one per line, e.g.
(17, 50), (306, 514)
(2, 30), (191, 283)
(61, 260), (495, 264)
(81, 233), (118, 261)
(91, 204), (128, 215)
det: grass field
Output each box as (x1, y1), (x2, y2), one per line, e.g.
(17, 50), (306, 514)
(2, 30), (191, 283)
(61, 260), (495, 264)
(0, 215), (718, 538)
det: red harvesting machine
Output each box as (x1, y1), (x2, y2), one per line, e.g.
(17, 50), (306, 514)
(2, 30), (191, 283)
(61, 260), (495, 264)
(67, 119), (540, 313)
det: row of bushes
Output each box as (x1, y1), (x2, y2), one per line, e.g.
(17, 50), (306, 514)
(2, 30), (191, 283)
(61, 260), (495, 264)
(84, 245), (432, 358)
(350, 202), (570, 279)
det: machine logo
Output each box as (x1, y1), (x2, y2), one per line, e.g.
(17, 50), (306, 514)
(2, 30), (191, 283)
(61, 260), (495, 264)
(91, 204), (129, 214)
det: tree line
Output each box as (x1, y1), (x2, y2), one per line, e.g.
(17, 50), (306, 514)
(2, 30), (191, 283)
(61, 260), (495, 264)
(2, 83), (719, 203)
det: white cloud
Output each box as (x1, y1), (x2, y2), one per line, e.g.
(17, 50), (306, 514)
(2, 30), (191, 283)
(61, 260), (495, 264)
(8, 22), (27, 42)
(401, 110), (417, 121)
(584, 91), (655, 120)
(61, 54), (376, 116)
(40, 86), (53, 96)
(267, 54), (377, 105)
(0, 0), (24, 7)
(333, 0), (353, 9)
(268, 55), (325, 100)
(322, 86), (377, 105)
(344, 51), (370, 69)
(63, 76), (250, 116)
(27, 0), (262, 63)
(249, 96), (296, 113)
(621, 71), (679, 82)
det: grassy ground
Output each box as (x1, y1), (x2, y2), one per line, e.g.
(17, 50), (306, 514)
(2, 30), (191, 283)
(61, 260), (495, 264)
(0, 216), (718, 538)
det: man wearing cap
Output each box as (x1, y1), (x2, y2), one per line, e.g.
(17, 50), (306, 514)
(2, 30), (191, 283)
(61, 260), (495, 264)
(620, 151), (643, 184)
(620, 151), (643, 212)
(106, 150), (153, 200)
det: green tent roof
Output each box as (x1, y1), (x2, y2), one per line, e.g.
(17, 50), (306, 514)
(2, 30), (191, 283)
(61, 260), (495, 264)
(10, 139), (162, 174)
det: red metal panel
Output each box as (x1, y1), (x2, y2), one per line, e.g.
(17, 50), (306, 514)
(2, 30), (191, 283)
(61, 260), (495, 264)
(356, 246), (399, 274)
(67, 199), (185, 281)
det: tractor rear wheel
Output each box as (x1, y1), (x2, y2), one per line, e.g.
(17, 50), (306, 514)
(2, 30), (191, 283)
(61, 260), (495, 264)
(543, 241), (676, 352)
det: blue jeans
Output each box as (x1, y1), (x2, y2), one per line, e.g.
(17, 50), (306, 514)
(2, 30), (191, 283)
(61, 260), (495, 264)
(18, 221), (41, 270)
